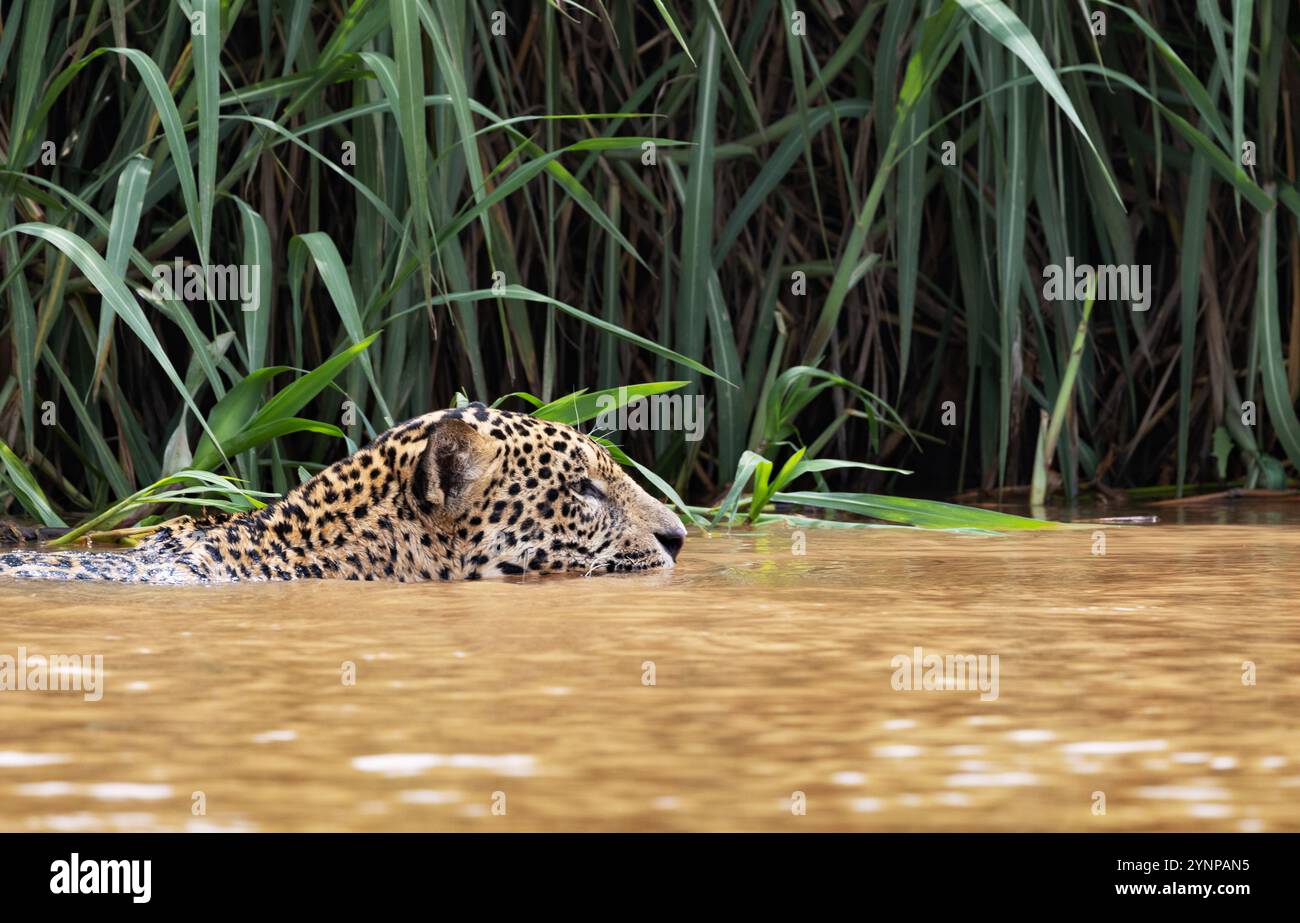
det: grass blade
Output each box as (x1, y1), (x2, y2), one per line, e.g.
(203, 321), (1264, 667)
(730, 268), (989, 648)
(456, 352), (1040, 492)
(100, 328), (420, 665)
(775, 490), (1061, 530)
(1255, 186), (1300, 470)
(0, 437), (66, 527)
(955, 0), (1121, 205)
(94, 155), (153, 395)
(5, 223), (219, 454)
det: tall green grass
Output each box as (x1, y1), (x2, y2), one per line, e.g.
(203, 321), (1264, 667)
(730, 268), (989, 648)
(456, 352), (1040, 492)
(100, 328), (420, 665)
(0, 1), (1297, 534)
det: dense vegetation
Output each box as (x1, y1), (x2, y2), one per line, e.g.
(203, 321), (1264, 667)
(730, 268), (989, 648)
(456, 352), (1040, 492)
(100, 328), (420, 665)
(1, 0), (1298, 534)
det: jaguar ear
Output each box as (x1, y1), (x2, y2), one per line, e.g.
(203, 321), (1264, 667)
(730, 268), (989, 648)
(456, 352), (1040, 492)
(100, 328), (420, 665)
(413, 418), (494, 512)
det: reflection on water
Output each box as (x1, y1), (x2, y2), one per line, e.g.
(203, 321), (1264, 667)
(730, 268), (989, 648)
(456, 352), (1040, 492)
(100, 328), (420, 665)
(1, 505), (1298, 831)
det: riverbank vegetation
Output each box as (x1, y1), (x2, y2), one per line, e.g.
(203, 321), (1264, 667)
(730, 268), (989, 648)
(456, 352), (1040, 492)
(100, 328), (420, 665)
(1, 0), (1298, 534)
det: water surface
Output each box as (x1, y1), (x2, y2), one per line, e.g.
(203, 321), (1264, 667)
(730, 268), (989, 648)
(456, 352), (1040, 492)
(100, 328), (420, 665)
(1, 507), (1297, 831)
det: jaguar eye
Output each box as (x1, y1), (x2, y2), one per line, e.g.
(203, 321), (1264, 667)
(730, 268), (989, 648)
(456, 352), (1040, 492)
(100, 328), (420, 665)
(578, 478), (606, 501)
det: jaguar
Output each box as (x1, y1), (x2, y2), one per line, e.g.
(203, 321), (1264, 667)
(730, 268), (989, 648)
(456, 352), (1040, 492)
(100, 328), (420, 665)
(0, 404), (687, 583)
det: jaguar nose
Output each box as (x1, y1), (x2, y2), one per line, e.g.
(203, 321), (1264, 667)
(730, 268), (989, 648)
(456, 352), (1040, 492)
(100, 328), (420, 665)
(655, 526), (686, 561)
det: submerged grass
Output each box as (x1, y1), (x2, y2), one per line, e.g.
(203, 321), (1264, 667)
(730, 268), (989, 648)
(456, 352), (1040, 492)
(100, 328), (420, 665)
(0, 1), (1298, 537)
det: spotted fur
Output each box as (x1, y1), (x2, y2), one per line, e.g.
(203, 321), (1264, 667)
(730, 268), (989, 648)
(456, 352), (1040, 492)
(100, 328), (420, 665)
(0, 406), (687, 583)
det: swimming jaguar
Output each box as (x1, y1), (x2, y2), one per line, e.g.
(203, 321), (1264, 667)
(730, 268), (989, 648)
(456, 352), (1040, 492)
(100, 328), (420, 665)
(0, 405), (687, 583)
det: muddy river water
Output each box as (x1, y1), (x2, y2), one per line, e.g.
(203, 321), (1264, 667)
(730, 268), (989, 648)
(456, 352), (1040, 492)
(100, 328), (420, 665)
(1, 504), (1297, 831)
